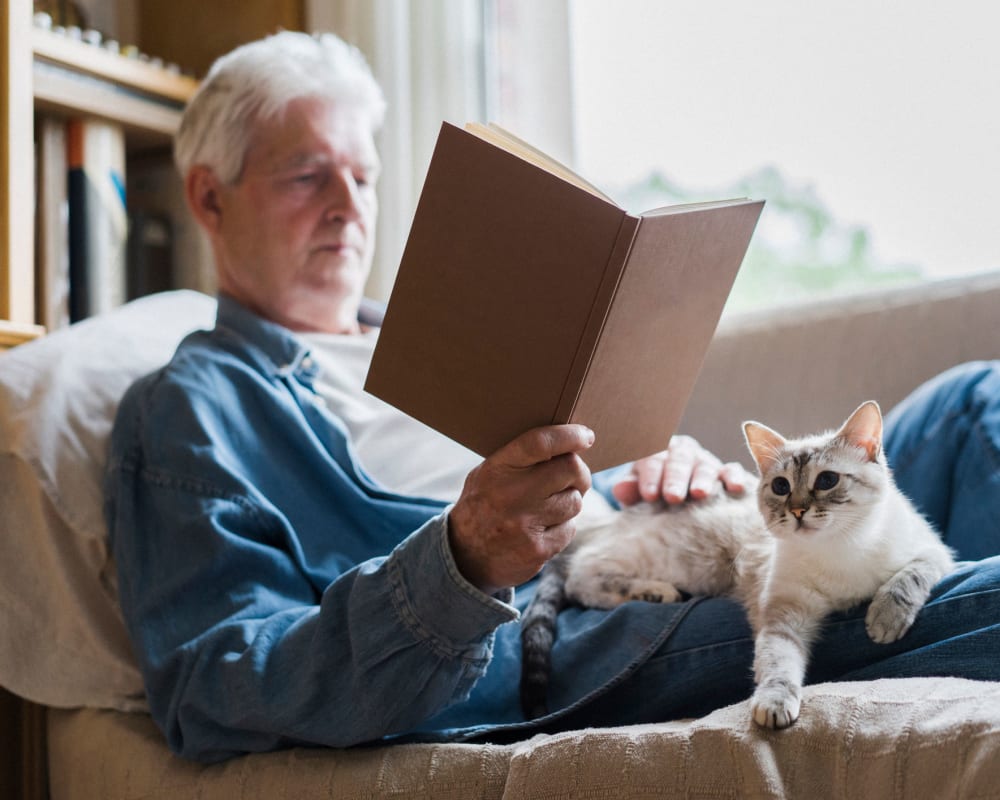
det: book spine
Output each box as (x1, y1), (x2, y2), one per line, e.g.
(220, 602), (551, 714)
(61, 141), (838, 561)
(35, 116), (71, 330)
(550, 214), (640, 424)
(67, 119), (128, 322)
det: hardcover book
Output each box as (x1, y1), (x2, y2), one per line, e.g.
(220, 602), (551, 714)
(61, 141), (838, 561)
(365, 122), (764, 472)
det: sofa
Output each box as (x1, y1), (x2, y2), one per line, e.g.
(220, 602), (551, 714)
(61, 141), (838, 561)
(2, 270), (1000, 799)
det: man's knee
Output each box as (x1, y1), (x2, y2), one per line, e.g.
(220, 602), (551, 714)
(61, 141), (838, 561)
(885, 361), (999, 456)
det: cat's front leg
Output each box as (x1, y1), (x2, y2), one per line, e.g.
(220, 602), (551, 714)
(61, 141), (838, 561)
(865, 549), (952, 643)
(750, 607), (819, 730)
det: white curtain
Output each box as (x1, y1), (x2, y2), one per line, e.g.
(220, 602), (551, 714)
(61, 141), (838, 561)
(304, 0), (488, 302)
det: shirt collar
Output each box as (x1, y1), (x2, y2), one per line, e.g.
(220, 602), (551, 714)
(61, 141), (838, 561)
(214, 293), (315, 381)
(213, 294), (383, 383)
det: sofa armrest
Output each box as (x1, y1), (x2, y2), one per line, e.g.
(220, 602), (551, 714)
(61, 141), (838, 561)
(680, 270), (1000, 464)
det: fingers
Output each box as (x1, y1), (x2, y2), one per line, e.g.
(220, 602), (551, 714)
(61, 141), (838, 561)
(661, 436), (712, 503)
(611, 477), (643, 506)
(632, 452), (668, 502)
(499, 424), (595, 468)
(447, 426), (594, 594)
(492, 425), (593, 499)
(536, 486), (585, 528)
(614, 435), (756, 506)
(687, 451), (724, 500)
(720, 461), (757, 494)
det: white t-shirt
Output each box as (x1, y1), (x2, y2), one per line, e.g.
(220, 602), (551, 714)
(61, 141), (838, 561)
(301, 329), (614, 520)
(302, 329), (479, 501)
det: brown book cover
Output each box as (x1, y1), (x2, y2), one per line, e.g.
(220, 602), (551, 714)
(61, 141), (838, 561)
(365, 122), (764, 472)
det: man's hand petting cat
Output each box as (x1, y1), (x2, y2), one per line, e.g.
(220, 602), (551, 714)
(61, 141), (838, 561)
(612, 434), (757, 506)
(448, 425), (594, 596)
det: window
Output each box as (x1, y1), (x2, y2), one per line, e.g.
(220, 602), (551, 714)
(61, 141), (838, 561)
(486, 0), (1000, 313)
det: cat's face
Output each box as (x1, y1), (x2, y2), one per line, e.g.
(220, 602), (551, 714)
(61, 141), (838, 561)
(743, 402), (887, 540)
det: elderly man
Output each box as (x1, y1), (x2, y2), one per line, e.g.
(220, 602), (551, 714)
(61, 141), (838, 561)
(106, 30), (1000, 763)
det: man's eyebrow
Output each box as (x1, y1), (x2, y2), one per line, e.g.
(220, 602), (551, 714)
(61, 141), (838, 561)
(272, 152), (381, 175)
(273, 152), (328, 171)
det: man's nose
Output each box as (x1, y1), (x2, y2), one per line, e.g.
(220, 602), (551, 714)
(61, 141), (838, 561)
(324, 170), (363, 222)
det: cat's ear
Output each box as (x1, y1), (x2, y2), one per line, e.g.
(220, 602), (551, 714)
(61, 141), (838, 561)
(743, 421), (786, 474)
(836, 401), (883, 462)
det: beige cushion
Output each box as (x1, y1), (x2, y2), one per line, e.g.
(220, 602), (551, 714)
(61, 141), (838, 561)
(48, 677), (1000, 799)
(0, 291), (216, 709)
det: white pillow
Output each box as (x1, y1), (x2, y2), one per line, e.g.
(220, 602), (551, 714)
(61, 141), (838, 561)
(0, 290), (217, 710)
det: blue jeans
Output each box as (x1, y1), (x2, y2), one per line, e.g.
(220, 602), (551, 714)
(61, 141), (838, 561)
(532, 361), (1000, 730)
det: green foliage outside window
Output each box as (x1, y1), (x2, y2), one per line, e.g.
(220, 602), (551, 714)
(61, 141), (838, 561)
(614, 167), (924, 314)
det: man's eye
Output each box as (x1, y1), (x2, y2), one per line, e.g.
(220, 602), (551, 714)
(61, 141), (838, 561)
(771, 477), (791, 496)
(814, 471), (840, 491)
(294, 173), (319, 184)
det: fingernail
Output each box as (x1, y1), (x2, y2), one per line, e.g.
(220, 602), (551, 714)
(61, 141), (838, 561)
(584, 427), (595, 446)
(664, 485), (685, 503)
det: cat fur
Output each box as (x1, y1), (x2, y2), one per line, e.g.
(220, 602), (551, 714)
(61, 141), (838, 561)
(519, 401), (954, 728)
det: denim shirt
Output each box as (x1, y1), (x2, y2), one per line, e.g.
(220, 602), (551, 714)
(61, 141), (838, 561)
(105, 296), (683, 762)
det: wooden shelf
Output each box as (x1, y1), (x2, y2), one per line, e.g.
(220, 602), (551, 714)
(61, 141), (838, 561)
(0, 319), (45, 349)
(32, 28), (198, 103)
(1, 3), (35, 325)
(0, 19), (202, 330)
(32, 28), (198, 147)
(33, 61), (183, 144)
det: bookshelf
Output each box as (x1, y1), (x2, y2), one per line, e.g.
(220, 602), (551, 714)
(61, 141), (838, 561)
(1, 2), (34, 333)
(0, 2), (199, 347)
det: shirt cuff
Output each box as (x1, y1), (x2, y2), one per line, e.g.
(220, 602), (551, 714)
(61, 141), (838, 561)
(387, 511), (518, 658)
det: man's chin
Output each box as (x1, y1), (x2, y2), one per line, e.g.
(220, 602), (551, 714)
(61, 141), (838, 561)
(281, 289), (365, 334)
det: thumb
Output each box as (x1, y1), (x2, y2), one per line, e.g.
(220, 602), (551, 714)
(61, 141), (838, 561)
(497, 424), (595, 468)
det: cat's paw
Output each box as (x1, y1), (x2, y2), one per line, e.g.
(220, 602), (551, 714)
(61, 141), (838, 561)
(625, 579), (681, 604)
(750, 683), (801, 729)
(573, 576), (680, 608)
(865, 588), (919, 644)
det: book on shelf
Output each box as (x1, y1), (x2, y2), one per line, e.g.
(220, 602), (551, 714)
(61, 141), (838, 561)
(365, 122), (765, 472)
(67, 118), (128, 322)
(35, 115), (71, 331)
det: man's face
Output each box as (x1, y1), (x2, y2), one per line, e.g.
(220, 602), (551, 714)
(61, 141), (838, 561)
(213, 96), (380, 333)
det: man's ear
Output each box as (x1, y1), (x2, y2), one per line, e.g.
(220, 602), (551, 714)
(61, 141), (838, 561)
(185, 165), (225, 234)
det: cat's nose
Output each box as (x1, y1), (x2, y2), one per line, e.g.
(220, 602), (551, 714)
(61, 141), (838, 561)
(789, 507), (806, 520)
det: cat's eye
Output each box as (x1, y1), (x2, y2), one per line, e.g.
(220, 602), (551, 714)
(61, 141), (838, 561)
(771, 477), (791, 496)
(814, 471), (840, 491)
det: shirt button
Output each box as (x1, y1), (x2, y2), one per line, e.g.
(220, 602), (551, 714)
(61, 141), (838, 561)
(301, 356), (315, 370)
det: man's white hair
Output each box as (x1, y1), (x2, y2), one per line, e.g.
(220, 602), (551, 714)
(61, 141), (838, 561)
(174, 30), (386, 184)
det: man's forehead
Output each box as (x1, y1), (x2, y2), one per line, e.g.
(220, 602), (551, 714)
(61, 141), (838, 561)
(246, 102), (379, 169)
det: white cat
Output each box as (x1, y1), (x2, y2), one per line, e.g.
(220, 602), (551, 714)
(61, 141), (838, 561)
(520, 401), (955, 728)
